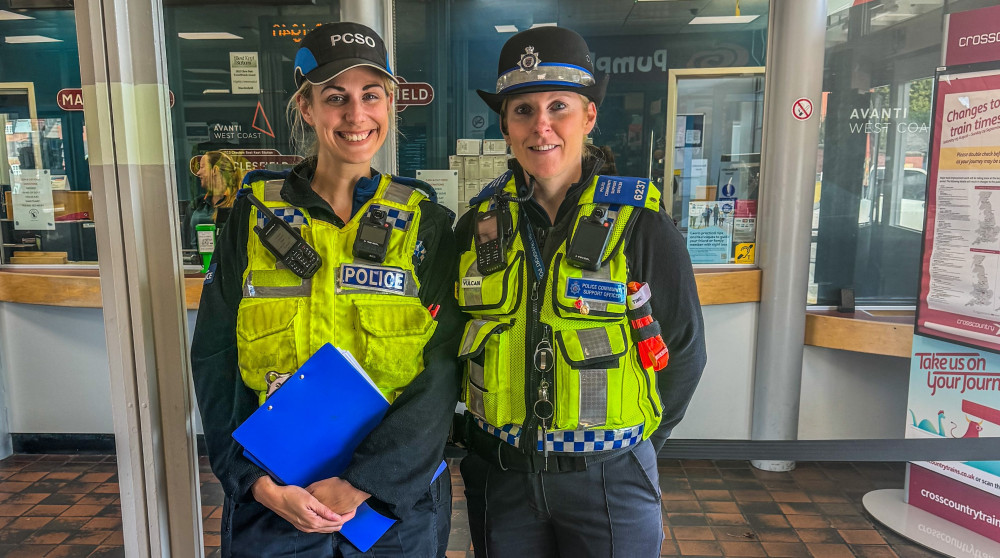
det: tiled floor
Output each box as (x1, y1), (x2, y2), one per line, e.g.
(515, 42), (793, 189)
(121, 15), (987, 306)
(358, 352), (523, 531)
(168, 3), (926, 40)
(0, 454), (945, 557)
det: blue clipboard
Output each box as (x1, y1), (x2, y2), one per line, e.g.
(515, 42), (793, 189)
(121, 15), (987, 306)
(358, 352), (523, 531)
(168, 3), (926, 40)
(235, 343), (448, 551)
(233, 343), (390, 487)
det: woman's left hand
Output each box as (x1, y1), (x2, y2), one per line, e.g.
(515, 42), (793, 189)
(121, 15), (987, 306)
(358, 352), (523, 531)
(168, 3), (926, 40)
(306, 477), (371, 515)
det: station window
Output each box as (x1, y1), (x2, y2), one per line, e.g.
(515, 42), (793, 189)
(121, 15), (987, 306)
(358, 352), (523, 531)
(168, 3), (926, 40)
(0, 8), (94, 266)
(393, 0), (768, 266)
(809, 1), (987, 306)
(163, 1), (341, 268)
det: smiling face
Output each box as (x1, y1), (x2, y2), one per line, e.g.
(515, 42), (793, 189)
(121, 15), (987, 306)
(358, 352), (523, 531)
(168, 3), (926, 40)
(503, 91), (597, 186)
(297, 66), (392, 168)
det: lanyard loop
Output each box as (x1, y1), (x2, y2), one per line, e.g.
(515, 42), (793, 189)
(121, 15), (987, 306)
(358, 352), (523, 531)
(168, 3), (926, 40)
(520, 210), (546, 282)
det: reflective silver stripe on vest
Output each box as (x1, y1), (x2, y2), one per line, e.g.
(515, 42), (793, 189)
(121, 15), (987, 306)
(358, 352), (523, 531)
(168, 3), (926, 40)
(578, 369), (608, 428)
(461, 319), (493, 355)
(243, 272), (312, 298)
(383, 182), (416, 205)
(577, 265), (613, 313)
(538, 424), (644, 453)
(462, 270), (484, 306)
(467, 379), (487, 419)
(264, 180), (284, 202)
(577, 327), (613, 359)
(468, 361), (486, 394)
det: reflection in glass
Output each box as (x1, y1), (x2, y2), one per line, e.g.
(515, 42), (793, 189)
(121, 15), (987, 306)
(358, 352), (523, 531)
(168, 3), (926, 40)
(810, 0), (945, 305)
(668, 70), (764, 265)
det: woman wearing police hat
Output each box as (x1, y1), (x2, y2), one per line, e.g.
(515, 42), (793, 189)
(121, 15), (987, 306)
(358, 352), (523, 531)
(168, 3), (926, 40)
(192, 21), (461, 557)
(454, 27), (707, 557)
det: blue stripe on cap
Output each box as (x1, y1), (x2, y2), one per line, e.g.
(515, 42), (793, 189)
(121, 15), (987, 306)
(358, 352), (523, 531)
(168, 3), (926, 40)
(502, 80), (586, 93)
(294, 47), (319, 77)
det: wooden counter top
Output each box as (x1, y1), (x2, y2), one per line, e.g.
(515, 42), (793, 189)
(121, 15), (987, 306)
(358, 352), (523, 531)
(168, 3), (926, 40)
(804, 309), (915, 358)
(0, 267), (764, 309)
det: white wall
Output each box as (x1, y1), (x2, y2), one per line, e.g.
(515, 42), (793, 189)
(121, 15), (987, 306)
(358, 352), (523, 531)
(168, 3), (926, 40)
(0, 299), (908, 443)
(672, 302), (758, 440)
(0, 303), (200, 434)
(1, 303), (113, 433)
(798, 345), (909, 439)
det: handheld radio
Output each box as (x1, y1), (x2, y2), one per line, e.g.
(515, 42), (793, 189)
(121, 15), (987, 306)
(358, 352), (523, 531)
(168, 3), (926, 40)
(474, 201), (512, 275)
(247, 193), (322, 279)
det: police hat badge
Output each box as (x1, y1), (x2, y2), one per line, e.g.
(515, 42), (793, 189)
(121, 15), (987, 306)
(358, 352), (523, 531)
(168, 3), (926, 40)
(519, 46), (539, 72)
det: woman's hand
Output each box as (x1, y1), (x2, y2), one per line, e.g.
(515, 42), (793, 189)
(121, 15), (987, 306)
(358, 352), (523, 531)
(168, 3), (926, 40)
(251, 476), (356, 533)
(306, 477), (371, 516)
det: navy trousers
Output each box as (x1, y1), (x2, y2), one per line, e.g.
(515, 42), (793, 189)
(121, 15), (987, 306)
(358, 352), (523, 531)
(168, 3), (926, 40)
(460, 439), (664, 558)
(222, 473), (451, 558)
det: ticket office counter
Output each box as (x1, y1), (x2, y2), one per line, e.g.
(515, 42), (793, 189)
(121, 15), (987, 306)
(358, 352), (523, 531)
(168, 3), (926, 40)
(0, 267), (911, 448)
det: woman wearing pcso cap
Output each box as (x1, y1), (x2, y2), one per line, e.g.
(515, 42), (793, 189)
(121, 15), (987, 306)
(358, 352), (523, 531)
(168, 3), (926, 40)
(192, 21), (461, 558)
(455, 27), (707, 557)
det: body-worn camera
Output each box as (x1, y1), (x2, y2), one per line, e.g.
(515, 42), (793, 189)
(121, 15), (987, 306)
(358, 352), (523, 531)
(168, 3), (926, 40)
(353, 208), (392, 263)
(566, 207), (612, 271)
(247, 194), (322, 279)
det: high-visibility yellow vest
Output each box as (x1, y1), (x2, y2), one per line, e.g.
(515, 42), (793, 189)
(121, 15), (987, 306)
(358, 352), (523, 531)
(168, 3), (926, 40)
(457, 173), (663, 451)
(236, 174), (437, 405)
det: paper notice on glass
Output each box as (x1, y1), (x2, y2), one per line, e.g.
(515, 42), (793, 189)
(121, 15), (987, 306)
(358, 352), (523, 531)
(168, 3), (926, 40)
(12, 169), (55, 230)
(230, 52), (261, 95)
(691, 159), (708, 179)
(674, 116), (687, 147)
(686, 129), (702, 146)
(415, 169), (459, 215)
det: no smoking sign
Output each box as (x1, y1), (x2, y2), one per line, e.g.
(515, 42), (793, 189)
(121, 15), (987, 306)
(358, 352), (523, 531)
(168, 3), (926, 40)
(792, 98), (813, 121)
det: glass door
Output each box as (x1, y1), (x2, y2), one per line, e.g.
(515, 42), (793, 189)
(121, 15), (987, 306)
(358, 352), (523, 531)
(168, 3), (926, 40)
(665, 67), (765, 265)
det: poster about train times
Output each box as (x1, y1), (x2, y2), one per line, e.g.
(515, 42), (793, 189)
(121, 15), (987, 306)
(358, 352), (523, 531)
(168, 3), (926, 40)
(916, 64), (1000, 353)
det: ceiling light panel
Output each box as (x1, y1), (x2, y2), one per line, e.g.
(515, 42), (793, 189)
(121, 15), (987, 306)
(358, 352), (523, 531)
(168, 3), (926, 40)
(5, 34), (60, 43)
(689, 15), (759, 25)
(0, 10), (33, 20)
(178, 32), (243, 40)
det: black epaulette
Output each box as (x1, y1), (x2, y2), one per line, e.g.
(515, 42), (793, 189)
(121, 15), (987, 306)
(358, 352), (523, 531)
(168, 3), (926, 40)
(469, 170), (513, 206)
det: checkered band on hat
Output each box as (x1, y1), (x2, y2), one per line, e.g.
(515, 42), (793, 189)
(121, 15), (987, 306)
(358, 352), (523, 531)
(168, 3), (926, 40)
(370, 204), (413, 231)
(536, 424), (644, 453)
(474, 417), (521, 448)
(257, 208), (307, 229)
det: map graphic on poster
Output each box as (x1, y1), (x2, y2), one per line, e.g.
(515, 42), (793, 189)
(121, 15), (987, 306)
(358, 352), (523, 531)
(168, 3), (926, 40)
(916, 65), (1000, 353)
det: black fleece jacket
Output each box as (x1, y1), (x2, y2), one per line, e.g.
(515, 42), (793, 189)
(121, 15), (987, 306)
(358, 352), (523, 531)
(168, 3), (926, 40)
(455, 154), (707, 453)
(191, 159), (463, 519)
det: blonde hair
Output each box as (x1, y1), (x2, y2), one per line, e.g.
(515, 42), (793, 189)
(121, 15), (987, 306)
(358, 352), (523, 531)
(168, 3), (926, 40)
(200, 151), (245, 207)
(286, 73), (398, 158)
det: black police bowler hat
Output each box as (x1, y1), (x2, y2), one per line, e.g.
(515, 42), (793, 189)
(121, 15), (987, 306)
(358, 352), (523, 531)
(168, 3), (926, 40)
(294, 22), (397, 88)
(477, 26), (608, 114)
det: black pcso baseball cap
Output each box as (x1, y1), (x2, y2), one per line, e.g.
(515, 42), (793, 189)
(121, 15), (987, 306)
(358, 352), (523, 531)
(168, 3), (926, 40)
(294, 22), (396, 88)
(477, 26), (608, 114)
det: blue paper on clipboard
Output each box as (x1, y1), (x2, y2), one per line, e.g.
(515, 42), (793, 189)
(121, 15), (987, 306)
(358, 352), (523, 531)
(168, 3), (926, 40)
(235, 343), (450, 551)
